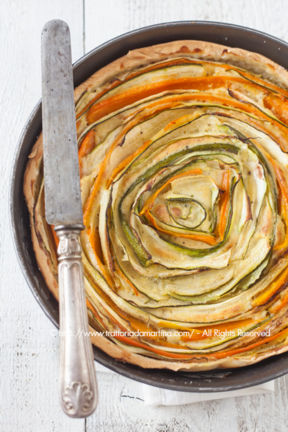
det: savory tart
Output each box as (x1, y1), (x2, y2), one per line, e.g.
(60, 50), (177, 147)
(24, 40), (288, 371)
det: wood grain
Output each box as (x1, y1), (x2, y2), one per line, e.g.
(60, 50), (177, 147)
(3, 0), (288, 431)
(85, 0), (288, 52)
(86, 371), (288, 432)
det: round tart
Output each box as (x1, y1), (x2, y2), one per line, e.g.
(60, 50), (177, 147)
(24, 40), (288, 371)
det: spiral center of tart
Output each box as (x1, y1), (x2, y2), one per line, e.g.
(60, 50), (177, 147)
(166, 198), (206, 230)
(138, 157), (237, 249)
(163, 175), (219, 232)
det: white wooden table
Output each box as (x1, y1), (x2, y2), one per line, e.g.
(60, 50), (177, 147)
(2, 1), (288, 430)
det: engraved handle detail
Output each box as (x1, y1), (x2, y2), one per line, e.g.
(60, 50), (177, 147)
(56, 228), (97, 417)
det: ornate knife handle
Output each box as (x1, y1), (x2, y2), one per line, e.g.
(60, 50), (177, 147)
(56, 226), (97, 418)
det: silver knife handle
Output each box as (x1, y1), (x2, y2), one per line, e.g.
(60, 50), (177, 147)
(56, 227), (97, 417)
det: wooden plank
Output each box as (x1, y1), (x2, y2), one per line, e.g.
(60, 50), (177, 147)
(87, 370), (288, 432)
(84, 0), (288, 431)
(85, 0), (288, 52)
(0, 0), (85, 430)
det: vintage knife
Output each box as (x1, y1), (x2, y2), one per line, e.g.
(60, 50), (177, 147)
(41, 19), (97, 417)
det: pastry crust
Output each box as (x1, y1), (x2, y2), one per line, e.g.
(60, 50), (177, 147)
(24, 40), (288, 370)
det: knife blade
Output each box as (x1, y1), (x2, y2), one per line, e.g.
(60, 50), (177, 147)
(42, 19), (82, 226)
(41, 19), (97, 418)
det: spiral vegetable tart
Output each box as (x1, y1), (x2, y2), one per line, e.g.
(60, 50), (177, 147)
(24, 40), (288, 370)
